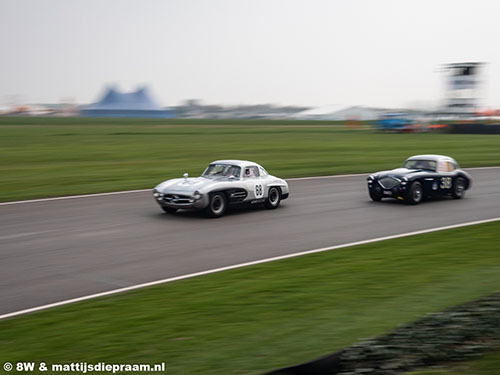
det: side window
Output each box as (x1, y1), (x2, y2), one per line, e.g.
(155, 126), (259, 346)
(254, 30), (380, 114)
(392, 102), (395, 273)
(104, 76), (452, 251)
(259, 167), (268, 177)
(438, 161), (455, 173)
(243, 166), (260, 178)
(437, 161), (447, 173)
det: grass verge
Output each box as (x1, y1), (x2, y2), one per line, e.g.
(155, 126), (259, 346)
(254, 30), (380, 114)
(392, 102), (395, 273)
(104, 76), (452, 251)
(1, 117), (500, 201)
(1, 221), (499, 375)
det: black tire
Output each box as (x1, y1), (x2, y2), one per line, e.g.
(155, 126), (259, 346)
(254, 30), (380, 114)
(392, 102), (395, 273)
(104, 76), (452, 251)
(405, 181), (423, 205)
(162, 207), (178, 214)
(264, 186), (281, 209)
(369, 186), (383, 202)
(204, 192), (227, 218)
(452, 177), (466, 199)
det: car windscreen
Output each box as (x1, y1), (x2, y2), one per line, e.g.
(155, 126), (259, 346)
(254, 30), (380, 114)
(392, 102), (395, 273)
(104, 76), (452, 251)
(402, 159), (437, 171)
(202, 164), (241, 179)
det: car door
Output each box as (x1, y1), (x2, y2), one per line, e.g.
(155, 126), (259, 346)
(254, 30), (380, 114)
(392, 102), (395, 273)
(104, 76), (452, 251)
(242, 166), (263, 200)
(437, 160), (454, 194)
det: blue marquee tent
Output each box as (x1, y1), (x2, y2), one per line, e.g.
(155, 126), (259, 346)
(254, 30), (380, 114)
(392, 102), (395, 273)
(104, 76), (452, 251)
(82, 86), (175, 118)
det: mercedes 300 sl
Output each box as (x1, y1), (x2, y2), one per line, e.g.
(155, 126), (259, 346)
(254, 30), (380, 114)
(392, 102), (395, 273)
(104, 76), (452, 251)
(153, 160), (289, 217)
(367, 154), (472, 205)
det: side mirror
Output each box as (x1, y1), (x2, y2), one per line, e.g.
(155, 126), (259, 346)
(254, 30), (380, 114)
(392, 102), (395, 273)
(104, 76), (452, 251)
(229, 175), (235, 180)
(183, 173), (189, 182)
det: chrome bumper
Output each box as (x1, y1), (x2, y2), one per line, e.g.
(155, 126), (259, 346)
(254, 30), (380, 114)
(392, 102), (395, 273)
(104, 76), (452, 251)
(153, 191), (209, 210)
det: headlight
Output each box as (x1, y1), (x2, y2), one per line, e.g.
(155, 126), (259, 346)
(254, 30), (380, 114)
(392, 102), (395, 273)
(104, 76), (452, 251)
(153, 189), (164, 200)
(367, 175), (375, 181)
(193, 191), (202, 200)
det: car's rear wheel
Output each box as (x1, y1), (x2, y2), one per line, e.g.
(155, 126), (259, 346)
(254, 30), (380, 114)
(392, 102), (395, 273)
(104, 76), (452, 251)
(162, 207), (178, 214)
(205, 192), (227, 218)
(452, 177), (466, 199)
(406, 181), (423, 205)
(369, 186), (383, 202)
(264, 187), (281, 209)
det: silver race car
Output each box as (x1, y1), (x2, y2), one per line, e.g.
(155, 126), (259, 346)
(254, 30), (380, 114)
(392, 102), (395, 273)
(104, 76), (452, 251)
(153, 160), (289, 217)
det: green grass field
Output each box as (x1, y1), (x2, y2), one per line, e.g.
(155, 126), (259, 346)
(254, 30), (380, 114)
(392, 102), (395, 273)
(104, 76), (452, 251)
(1, 117), (500, 202)
(1, 221), (499, 375)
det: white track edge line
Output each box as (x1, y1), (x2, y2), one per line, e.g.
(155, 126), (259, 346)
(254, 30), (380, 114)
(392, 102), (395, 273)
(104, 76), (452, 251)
(1, 216), (499, 321)
(0, 189), (150, 206)
(1, 166), (499, 206)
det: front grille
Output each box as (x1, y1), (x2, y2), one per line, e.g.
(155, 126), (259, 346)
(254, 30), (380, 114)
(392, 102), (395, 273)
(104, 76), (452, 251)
(164, 194), (192, 204)
(379, 177), (400, 189)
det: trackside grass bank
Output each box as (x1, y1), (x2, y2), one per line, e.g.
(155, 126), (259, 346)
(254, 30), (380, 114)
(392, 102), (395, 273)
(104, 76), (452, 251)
(1, 117), (500, 202)
(274, 292), (500, 375)
(406, 351), (500, 375)
(1, 221), (499, 375)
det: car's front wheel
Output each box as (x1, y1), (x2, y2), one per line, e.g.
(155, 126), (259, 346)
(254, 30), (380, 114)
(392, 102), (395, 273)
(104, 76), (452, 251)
(162, 207), (178, 214)
(205, 192), (227, 218)
(452, 177), (466, 199)
(264, 187), (281, 209)
(369, 186), (383, 202)
(406, 181), (423, 205)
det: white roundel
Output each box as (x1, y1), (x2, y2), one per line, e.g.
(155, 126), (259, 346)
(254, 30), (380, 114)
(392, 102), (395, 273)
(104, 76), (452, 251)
(254, 184), (264, 198)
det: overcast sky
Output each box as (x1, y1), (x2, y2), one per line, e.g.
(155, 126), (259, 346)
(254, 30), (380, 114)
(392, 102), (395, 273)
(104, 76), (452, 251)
(1, 0), (500, 109)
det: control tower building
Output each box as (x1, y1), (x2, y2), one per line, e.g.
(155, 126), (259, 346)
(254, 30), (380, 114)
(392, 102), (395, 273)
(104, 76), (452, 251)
(443, 62), (484, 116)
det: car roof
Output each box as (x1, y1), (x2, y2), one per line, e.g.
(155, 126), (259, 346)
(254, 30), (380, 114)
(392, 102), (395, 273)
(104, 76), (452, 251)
(406, 154), (457, 163)
(210, 160), (261, 168)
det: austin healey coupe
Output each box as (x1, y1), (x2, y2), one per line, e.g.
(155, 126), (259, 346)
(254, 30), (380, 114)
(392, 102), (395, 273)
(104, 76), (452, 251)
(367, 155), (472, 205)
(153, 160), (289, 217)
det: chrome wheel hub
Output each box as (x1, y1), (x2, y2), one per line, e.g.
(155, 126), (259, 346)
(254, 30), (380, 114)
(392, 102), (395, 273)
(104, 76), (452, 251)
(269, 189), (279, 205)
(414, 187), (422, 201)
(211, 196), (224, 214)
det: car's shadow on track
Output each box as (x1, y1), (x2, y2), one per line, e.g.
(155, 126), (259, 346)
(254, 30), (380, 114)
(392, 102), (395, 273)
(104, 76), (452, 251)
(368, 195), (457, 206)
(149, 203), (290, 221)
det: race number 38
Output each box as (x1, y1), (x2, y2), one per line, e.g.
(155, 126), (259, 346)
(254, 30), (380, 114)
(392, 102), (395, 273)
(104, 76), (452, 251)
(440, 177), (452, 189)
(255, 184), (264, 198)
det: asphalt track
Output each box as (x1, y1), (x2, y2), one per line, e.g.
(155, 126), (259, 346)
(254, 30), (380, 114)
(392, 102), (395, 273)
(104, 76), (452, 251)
(1, 168), (499, 317)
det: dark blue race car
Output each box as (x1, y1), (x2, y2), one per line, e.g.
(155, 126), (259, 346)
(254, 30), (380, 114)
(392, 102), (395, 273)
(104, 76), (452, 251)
(367, 154), (472, 205)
